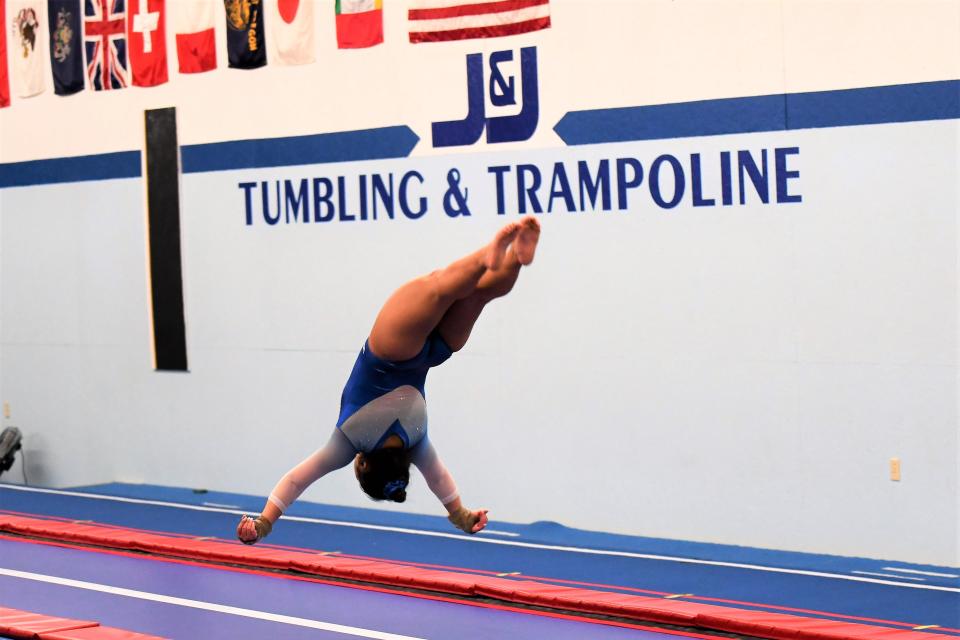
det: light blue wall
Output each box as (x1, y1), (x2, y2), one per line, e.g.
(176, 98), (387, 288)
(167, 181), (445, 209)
(1, 0), (958, 565)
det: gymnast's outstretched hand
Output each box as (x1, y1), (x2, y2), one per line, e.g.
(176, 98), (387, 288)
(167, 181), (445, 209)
(237, 515), (272, 545)
(447, 505), (489, 534)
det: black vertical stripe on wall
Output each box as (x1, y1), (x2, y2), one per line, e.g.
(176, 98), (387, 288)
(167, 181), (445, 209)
(145, 108), (188, 372)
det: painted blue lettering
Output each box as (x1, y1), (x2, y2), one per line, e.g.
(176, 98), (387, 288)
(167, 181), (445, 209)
(400, 171), (427, 219)
(239, 182), (257, 225)
(649, 155), (685, 209)
(285, 179), (309, 223)
(517, 164), (543, 214)
(690, 154), (715, 207)
(337, 176), (354, 222)
(738, 150), (769, 204)
(616, 157), (643, 211)
(358, 175), (369, 221)
(372, 174), (395, 220)
(488, 165), (511, 215)
(313, 178), (334, 222)
(775, 147), (802, 203)
(548, 162), (575, 213)
(578, 160), (611, 211)
(720, 151), (733, 206)
(262, 181), (281, 225)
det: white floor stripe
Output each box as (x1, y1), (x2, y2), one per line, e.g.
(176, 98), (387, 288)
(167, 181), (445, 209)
(851, 571), (926, 581)
(0, 567), (424, 640)
(883, 567), (960, 579)
(2, 484), (958, 594)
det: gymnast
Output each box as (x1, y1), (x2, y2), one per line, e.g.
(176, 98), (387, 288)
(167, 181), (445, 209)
(237, 216), (541, 544)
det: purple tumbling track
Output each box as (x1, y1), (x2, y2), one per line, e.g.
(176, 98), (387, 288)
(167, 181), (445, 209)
(0, 538), (684, 639)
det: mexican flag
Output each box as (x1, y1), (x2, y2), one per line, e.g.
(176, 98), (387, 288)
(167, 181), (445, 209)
(336, 0), (383, 49)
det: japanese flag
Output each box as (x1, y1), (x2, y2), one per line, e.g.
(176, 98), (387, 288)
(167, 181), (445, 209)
(268, 0), (314, 65)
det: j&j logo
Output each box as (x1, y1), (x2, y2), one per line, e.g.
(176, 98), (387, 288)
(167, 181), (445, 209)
(432, 47), (539, 148)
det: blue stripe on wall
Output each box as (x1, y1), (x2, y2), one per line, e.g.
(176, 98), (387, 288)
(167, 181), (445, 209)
(1, 81), (956, 187)
(556, 95), (788, 145)
(180, 126), (421, 174)
(553, 79), (959, 145)
(787, 80), (960, 129)
(0, 151), (141, 188)
(0, 127), (420, 188)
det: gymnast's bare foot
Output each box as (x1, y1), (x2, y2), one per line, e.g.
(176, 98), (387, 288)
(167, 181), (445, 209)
(514, 216), (541, 265)
(486, 221), (522, 270)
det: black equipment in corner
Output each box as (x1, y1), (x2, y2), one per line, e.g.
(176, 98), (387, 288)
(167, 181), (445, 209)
(0, 427), (22, 478)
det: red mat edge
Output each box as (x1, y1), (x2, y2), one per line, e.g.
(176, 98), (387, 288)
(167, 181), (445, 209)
(0, 515), (945, 640)
(0, 606), (165, 639)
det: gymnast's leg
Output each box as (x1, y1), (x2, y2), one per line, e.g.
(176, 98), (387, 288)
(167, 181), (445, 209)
(368, 218), (538, 361)
(436, 216), (539, 351)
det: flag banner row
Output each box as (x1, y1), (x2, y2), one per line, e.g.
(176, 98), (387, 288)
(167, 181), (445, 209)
(0, 0), (550, 107)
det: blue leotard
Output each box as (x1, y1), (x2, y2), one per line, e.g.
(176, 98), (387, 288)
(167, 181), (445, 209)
(336, 332), (453, 453)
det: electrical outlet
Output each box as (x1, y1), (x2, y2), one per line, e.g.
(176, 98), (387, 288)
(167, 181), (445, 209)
(2, 403), (9, 419)
(890, 457), (901, 481)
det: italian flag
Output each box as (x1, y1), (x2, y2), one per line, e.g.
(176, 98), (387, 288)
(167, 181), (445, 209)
(336, 0), (383, 49)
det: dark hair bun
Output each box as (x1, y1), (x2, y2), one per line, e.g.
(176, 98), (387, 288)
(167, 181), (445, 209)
(357, 448), (411, 503)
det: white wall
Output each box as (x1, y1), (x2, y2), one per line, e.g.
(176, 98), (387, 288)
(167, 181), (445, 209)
(1, 0), (958, 565)
(3, 0), (959, 163)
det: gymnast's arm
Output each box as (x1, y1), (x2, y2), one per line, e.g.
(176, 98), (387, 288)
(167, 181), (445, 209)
(237, 429), (356, 544)
(410, 437), (488, 534)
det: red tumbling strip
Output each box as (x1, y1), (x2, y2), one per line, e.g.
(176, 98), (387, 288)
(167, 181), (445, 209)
(40, 628), (167, 640)
(0, 515), (948, 640)
(0, 607), (165, 639)
(0, 609), (98, 636)
(696, 609), (945, 640)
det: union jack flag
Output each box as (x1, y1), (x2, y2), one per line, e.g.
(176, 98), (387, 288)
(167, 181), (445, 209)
(85, 0), (129, 90)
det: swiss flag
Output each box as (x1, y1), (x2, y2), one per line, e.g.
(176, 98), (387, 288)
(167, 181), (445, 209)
(127, 0), (167, 86)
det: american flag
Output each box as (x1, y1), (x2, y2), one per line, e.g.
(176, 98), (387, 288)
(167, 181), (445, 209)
(409, 0), (551, 44)
(85, 0), (129, 90)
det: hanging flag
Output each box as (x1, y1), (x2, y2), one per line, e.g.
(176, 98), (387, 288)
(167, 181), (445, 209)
(10, 0), (46, 97)
(267, 0), (313, 65)
(127, 0), (166, 85)
(84, 0), (128, 90)
(335, 0), (381, 49)
(408, 0), (550, 43)
(48, 0), (84, 95)
(224, 0), (265, 69)
(0, 0), (10, 107)
(173, 0), (214, 73)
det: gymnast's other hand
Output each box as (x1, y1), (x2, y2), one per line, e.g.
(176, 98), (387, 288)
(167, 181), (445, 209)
(448, 506), (489, 534)
(237, 515), (272, 545)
